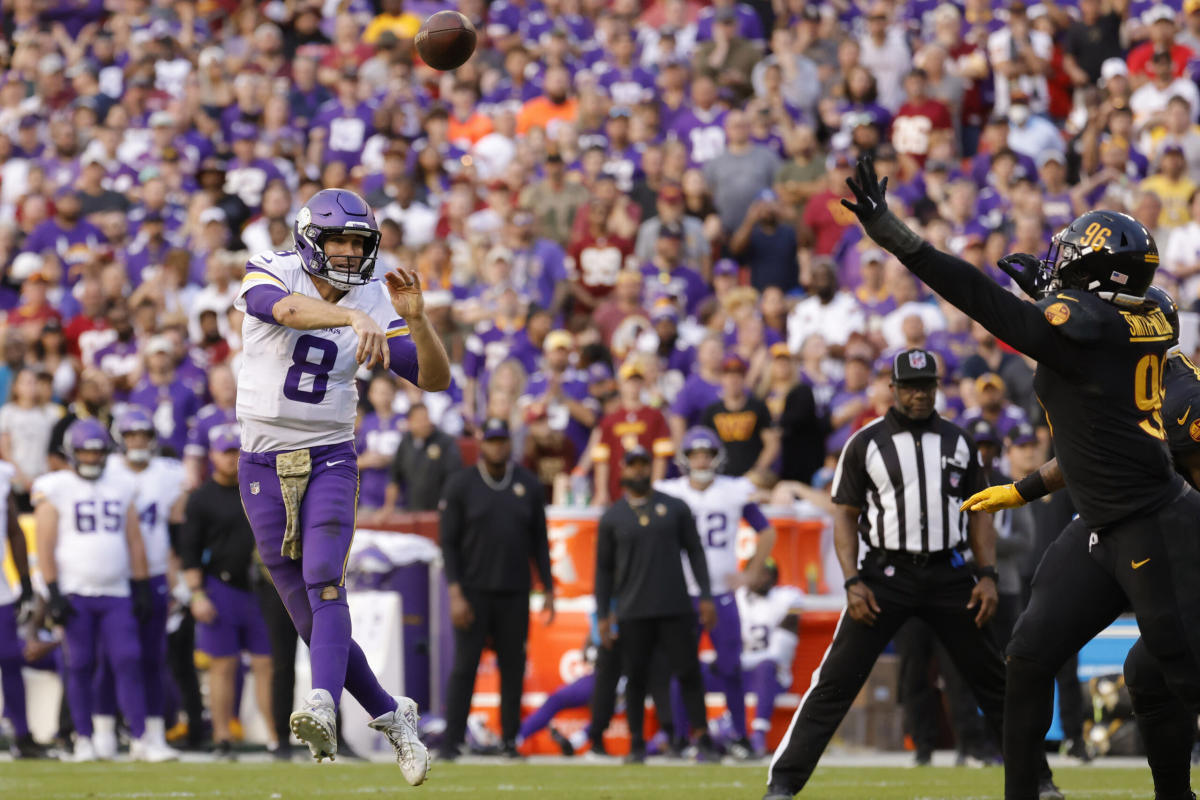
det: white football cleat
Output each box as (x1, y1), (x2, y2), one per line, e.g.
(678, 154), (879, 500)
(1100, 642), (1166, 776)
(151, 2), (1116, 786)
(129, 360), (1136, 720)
(92, 715), (117, 760)
(290, 688), (338, 762)
(369, 696), (430, 786)
(131, 737), (180, 762)
(71, 736), (97, 763)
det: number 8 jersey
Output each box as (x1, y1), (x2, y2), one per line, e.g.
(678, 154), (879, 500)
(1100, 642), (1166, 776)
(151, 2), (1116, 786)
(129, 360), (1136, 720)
(235, 252), (420, 453)
(32, 469), (139, 597)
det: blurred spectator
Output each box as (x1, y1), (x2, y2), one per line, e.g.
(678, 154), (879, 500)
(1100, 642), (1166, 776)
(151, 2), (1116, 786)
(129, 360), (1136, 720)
(669, 333), (725, 438)
(892, 68), (953, 169)
(800, 152), (858, 257)
(859, 2), (911, 111)
(987, 1), (1052, 116)
(634, 183), (709, 272)
(518, 151), (589, 247)
(1141, 145), (1197, 230)
(589, 360), (673, 506)
(693, 7), (759, 92)
(519, 329), (596, 466)
(1063, 0), (1125, 86)
(1126, 5), (1194, 86)
(704, 111), (781, 235)
(961, 373), (1030, 439)
(128, 336), (202, 458)
(356, 374), (407, 513)
(730, 189), (799, 294)
(0, 367), (62, 510)
(788, 259), (865, 353)
(521, 402), (578, 502)
(701, 354), (779, 479)
(774, 126), (826, 222)
(594, 270), (649, 348)
(1130, 49), (1200, 131)
(381, 403), (462, 515)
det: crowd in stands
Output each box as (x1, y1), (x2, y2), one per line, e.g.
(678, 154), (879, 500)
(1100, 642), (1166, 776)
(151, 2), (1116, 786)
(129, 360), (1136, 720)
(0, 0), (1198, 513)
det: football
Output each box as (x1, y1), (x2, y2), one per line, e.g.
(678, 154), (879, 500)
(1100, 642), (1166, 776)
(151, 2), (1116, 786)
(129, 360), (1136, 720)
(415, 10), (477, 71)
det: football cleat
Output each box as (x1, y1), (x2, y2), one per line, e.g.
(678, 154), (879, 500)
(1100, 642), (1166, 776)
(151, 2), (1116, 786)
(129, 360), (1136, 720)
(131, 737), (180, 763)
(71, 736), (97, 763)
(10, 733), (48, 759)
(369, 696), (430, 786)
(290, 688), (338, 762)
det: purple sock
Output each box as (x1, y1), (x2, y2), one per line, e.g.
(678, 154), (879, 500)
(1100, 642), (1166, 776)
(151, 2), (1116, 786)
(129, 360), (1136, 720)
(1, 661), (28, 737)
(344, 641), (397, 718)
(65, 666), (95, 737)
(308, 586), (351, 706)
(720, 672), (748, 738)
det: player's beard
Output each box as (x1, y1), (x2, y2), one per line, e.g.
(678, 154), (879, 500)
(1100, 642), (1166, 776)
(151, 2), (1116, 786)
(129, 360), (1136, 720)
(621, 475), (651, 495)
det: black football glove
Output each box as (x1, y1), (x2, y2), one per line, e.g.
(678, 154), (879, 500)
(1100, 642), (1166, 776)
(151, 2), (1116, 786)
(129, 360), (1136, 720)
(131, 579), (152, 622)
(47, 581), (74, 625)
(841, 157), (924, 257)
(997, 252), (1050, 300)
(16, 575), (35, 626)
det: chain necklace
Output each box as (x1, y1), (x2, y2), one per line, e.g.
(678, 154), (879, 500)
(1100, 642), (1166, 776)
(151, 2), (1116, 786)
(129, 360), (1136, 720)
(477, 461), (513, 491)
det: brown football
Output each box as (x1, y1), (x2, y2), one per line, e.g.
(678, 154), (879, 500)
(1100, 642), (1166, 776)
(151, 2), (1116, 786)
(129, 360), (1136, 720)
(415, 11), (477, 71)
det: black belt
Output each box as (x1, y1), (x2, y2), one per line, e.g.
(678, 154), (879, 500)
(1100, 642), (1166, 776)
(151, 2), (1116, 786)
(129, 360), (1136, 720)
(871, 548), (960, 567)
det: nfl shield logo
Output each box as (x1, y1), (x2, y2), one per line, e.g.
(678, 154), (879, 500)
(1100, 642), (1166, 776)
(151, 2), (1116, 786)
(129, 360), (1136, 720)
(909, 351), (927, 370)
(250, 482), (261, 495)
(950, 473), (961, 489)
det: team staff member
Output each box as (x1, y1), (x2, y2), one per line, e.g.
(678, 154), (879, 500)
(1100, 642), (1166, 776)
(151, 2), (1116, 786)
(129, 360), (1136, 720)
(438, 417), (554, 760)
(764, 350), (1058, 800)
(844, 156), (1199, 800)
(594, 446), (716, 764)
(180, 428), (276, 760)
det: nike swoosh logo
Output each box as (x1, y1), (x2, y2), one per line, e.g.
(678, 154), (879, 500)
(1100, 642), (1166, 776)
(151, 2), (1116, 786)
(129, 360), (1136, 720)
(1132, 558), (1151, 569)
(327, 460), (347, 467)
(1179, 407), (1191, 426)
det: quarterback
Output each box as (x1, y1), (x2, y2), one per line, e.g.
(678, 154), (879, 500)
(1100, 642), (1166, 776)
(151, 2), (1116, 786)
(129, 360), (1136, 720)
(233, 188), (449, 783)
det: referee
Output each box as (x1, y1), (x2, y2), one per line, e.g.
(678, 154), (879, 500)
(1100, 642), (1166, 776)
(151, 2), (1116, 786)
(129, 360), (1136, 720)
(438, 417), (554, 760)
(764, 349), (1058, 799)
(594, 446), (716, 763)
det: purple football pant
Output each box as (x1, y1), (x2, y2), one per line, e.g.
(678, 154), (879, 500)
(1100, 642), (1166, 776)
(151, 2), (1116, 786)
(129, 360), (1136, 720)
(672, 593), (746, 738)
(194, 576), (272, 657)
(239, 441), (393, 716)
(62, 594), (146, 738)
(744, 660), (785, 730)
(94, 574), (170, 717)
(517, 673), (595, 742)
(0, 602), (28, 737)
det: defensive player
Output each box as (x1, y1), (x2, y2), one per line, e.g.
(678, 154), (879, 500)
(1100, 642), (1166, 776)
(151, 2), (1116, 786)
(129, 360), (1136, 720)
(656, 426), (777, 757)
(234, 188), (449, 783)
(842, 157), (1200, 800)
(91, 407), (185, 759)
(736, 561), (801, 758)
(33, 419), (168, 762)
(0, 456), (40, 757)
(963, 286), (1200, 800)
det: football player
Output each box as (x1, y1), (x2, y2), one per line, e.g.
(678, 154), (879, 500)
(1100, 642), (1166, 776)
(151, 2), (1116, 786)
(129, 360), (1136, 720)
(736, 561), (801, 758)
(841, 155), (1199, 800)
(33, 419), (169, 762)
(0, 455), (40, 757)
(90, 407), (185, 759)
(233, 188), (449, 782)
(655, 426), (777, 758)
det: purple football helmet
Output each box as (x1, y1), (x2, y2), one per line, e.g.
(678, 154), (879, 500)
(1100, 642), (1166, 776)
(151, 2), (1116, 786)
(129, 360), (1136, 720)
(116, 406), (156, 462)
(677, 425), (726, 475)
(66, 418), (113, 479)
(293, 188), (381, 290)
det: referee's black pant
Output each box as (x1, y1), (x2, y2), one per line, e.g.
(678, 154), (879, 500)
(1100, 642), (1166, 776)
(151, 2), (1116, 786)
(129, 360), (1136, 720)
(444, 589), (529, 749)
(618, 614), (707, 749)
(767, 549), (1048, 795)
(1006, 489), (1200, 800)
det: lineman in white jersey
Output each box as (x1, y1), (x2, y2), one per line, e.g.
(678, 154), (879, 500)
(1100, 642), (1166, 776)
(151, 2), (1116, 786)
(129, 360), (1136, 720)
(0, 458), (43, 757)
(91, 407), (185, 759)
(655, 425), (777, 758)
(33, 419), (169, 762)
(234, 188), (449, 781)
(736, 561), (803, 758)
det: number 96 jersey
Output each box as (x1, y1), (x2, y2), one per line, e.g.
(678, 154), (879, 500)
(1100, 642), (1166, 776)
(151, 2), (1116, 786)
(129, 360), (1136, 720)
(32, 469), (138, 597)
(655, 475), (764, 596)
(235, 251), (420, 453)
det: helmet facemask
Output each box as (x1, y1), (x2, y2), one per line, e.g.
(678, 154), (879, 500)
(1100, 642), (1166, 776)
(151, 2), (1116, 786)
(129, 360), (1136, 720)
(306, 227), (381, 291)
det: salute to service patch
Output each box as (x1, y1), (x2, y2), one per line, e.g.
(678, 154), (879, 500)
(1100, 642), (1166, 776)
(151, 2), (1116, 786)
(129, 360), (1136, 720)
(1044, 302), (1071, 326)
(1189, 418), (1200, 442)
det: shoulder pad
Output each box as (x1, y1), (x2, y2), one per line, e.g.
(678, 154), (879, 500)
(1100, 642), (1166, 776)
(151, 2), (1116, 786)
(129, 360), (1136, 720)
(1035, 290), (1110, 344)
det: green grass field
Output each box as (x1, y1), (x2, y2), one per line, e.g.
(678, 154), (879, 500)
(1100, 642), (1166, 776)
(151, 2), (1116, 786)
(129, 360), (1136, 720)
(0, 762), (1167, 800)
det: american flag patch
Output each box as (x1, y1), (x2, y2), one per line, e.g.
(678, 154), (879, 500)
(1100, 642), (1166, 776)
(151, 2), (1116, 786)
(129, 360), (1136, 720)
(1110, 271), (1129, 285)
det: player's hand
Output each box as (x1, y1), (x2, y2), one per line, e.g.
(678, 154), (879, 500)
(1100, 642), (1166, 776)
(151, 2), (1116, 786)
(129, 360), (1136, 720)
(385, 267), (426, 321)
(46, 582), (74, 626)
(17, 576), (35, 626)
(968, 576), (998, 628)
(542, 591), (556, 626)
(131, 579), (152, 622)
(840, 156), (890, 226)
(449, 587), (474, 631)
(698, 598), (717, 631)
(846, 583), (882, 626)
(598, 614), (618, 649)
(349, 310), (390, 371)
(190, 592), (218, 625)
(959, 484), (1027, 514)
(997, 252), (1048, 300)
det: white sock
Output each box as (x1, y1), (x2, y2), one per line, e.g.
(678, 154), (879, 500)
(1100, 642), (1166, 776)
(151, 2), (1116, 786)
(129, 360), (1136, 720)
(568, 730), (588, 749)
(93, 715), (116, 738)
(145, 717), (165, 745)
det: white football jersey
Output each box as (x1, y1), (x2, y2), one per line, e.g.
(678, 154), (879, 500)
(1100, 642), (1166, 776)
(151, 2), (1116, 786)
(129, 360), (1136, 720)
(0, 460), (15, 606)
(105, 457), (184, 578)
(33, 469), (139, 597)
(737, 584), (803, 677)
(655, 475), (761, 596)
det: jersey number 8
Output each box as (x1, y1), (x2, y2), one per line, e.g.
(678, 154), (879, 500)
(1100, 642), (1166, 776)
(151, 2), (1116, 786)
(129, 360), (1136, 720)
(284, 335), (338, 405)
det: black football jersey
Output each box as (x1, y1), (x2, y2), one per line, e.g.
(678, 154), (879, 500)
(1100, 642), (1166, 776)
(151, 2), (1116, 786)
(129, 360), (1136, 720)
(1161, 351), (1200, 488)
(903, 247), (1184, 531)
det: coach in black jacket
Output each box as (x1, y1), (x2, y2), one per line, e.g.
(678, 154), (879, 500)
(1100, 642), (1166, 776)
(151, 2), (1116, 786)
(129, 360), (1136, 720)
(595, 445), (716, 763)
(438, 417), (554, 760)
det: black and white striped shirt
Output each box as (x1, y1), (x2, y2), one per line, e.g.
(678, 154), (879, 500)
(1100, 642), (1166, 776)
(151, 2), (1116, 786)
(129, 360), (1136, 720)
(831, 408), (983, 553)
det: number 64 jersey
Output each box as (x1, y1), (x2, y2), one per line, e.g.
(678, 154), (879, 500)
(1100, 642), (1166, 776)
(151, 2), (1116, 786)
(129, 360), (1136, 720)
(654, 475), (770, 596)
(235, 251), (421, 453)
(32, 469), (139, 597)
